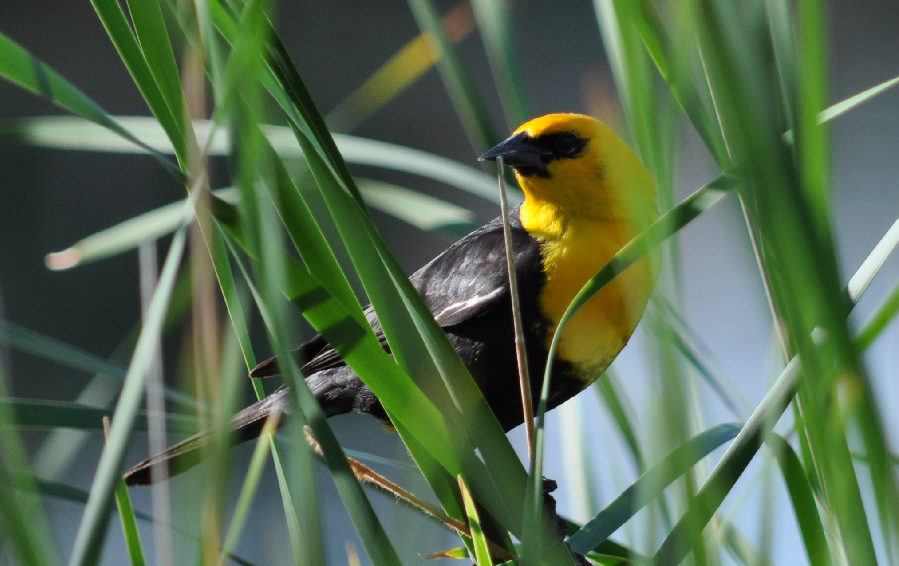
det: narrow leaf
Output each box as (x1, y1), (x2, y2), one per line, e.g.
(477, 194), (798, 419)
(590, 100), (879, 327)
(819, 75), (899, 124)
(458, 475), (493, 566)
(67, 229), (186, 566)
(0, 31), (180, 177)
(568, 423), (742, 554)
(765, 434), (831, 566)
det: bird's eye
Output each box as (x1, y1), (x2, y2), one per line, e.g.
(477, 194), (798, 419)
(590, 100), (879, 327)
(555, 133), (579, 155)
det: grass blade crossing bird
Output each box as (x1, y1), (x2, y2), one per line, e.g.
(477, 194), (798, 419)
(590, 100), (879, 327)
(125, 113), (658, 486)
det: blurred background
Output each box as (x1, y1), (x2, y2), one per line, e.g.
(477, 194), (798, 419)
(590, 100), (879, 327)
(1, 0), (898, 564)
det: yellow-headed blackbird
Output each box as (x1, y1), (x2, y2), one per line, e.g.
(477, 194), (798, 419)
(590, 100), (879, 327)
(125, 113), (657, 485)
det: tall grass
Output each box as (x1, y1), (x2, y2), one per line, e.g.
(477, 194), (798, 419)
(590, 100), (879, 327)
(1, 0), (898, 565)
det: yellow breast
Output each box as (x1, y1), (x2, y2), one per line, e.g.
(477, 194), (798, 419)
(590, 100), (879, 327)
(522, 204), (657, 380)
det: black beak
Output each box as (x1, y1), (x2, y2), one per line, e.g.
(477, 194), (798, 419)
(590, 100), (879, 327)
(479, 132), (550, 176)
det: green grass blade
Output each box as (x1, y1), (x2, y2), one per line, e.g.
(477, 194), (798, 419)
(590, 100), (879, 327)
(0, 320), (126, 379)
(653, 357), (800, 566)
(43, 190), (231, 270)
(0, 31), (181, 178)
(332, 134), (502, 204)
(652, 196), (899, 564)
(607, 0), (729, 164)
(592, 0), (629, 116)
(521, 436), (556, 564)
(818, 74), (899, 124)
(222, 62), (406, 557)
(0, 358), (60, 565)
(584, 540), (653, 566)
(596, 0), (674, 183)
(558, 399), (601, 525)
(228, 231), (405, 566)
(853, 210), (899, 348)
(0, 115), (182, 153)
(858, 278), (899, 351)
(206, 7), (327, 560)
(846, 215), (899, 307)
(0, 320), (196, 408)
(27, 478), (262, 566)
(326, 2), (476, 132)
(458, 475), (493, 566)
(795, 0), (830, 244)
(824, 185), (899, 561)
(6, 398), (197, 433)
(191, 0), (227, 102)
(214, 0), (277, 139)
(31, 374), (120, 480)
(109, 440), (147, 566)
(270, 439), (316, 566)
(241, 20), (553, 556)
(719, 526), (776, 566)
(265, 36), (365, 205)
(765, 434), (832, 566)
(67, 228), (186, 566)
(405, 0), (501, 153)
(357, 178), (481, 234)
(593, 373), (644, 472)
(845, 381), (899, 560)
(658, 299), (752, 418)
(178, 15), (326, 551)
(257, 131), (365, 316)
(4, 116), (502, 203)
(40, 173), (476, 270)
(0, 474), (53, 566)
(123, 0), (188, 141)
(395, 424), (466, 527)
(469, 0), (531, 129)
(207, 220), (259, 372)
(568, 423), (741, 555)
(218, 414), (280, 566)
(88, 0), (188, 166)
(48, 195), (203, 270)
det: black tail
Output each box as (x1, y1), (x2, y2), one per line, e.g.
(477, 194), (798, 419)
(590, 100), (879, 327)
(125, 356), (370, 486)
(123, 388), (290, 486)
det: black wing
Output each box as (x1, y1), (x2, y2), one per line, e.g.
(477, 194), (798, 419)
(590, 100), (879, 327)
(413, 207), (541, 326)
(252, 205), (542, 376)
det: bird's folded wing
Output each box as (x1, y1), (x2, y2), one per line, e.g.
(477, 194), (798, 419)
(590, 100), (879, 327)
(252, 211), (533, 377)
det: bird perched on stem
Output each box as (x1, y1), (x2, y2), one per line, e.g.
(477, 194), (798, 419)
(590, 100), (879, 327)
(125, 113), (658, 486)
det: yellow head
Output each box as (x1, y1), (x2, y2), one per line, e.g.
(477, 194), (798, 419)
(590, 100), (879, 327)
(481, 113), (656, 230)
(482, 113), (660, 379)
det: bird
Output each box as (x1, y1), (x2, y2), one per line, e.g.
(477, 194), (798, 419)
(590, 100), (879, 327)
(124, 113), (658, 486)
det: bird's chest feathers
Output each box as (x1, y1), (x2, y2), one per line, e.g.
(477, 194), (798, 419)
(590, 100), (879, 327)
(524, 211), (654, 375)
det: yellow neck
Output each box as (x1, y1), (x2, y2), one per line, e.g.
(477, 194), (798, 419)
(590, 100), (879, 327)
(519, 197), (567, 240)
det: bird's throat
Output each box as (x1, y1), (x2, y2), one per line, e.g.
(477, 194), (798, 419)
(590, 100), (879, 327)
(518, 197), (567, 240)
